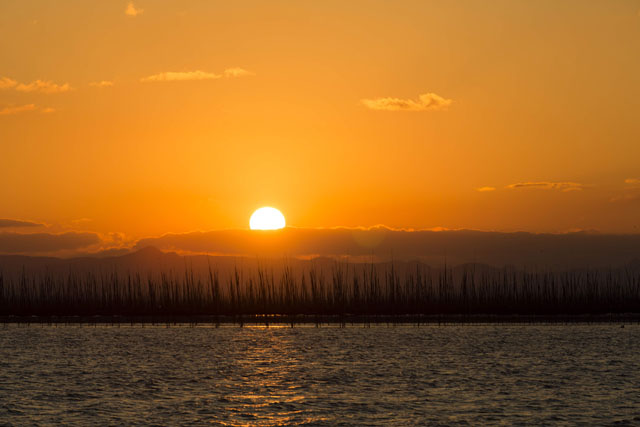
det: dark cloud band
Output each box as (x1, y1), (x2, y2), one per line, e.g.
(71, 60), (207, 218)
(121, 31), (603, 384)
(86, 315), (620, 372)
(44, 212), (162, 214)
(0, 219), (44, 228)
(0, 232), (101, 253)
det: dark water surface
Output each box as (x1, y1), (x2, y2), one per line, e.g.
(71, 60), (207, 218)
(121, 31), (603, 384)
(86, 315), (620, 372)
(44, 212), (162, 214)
(1, 324), (639, 425)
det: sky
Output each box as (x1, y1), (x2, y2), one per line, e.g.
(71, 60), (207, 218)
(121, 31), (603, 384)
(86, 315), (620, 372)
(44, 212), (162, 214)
(1, 0), (640, 256)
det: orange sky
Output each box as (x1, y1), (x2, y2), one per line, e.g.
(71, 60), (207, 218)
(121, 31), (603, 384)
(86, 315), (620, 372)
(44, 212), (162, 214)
(1, 0), (640, 240)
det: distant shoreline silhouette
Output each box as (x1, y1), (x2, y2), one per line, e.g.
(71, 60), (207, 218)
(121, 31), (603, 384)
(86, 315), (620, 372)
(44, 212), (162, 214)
(1, 248), (639, 319)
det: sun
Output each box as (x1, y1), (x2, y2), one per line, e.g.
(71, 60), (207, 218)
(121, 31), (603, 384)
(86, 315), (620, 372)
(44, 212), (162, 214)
(250, 207), (286, 230)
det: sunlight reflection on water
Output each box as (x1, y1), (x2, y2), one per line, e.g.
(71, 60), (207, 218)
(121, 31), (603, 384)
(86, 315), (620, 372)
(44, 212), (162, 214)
(1, 324), (639, 425)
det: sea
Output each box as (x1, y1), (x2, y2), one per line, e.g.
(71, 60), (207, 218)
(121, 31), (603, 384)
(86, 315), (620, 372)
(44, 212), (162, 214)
(1, 323), (638, 425)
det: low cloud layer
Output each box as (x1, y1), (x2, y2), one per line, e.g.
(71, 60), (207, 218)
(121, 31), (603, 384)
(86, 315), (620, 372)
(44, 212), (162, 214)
(131, 227), (640, 268)
(361, 93), (452, 112)
(476, 186), (496, 192)
(0, 232), (101, 254)
(506, 181), (586, 192)
(141, 68), (253, 83)
(2, 227), (640, 267)
(0, 219), (43, 228)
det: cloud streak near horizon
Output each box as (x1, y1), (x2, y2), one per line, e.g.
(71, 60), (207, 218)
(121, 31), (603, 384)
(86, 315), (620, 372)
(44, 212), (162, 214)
(506, 181), (586, 192)
(361, 93), (452, 111)
(0, 76), (71, 94)
(0, 232), (101, 254)
(141, 68), (253, 83)
(0, 219), (44, 228)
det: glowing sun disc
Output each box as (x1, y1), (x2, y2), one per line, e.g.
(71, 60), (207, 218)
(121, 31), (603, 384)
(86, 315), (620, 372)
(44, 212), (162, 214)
(250, 207), (286, 230)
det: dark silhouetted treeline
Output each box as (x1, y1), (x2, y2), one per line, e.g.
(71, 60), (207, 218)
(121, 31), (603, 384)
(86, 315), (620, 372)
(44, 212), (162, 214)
(1, 261), (640, 316)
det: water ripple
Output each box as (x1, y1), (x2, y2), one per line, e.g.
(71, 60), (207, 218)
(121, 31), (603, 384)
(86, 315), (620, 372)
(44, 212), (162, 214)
(0, 324), (639, 425)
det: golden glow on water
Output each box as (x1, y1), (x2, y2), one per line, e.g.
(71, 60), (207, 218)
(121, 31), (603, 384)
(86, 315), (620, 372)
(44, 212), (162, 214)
(1, 325), (638, 424)
(225, 328), (327, 426)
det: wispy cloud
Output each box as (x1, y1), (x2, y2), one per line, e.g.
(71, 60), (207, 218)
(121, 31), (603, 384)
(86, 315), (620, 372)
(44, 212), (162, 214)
(89, 80), (114, 88)
(0, 77), (17, 89)
(0, 104), (37, 116)
(476, 186), (496, 192)
(506, 181), (586, 192)
(223, 67), (254, 78)
(0, 104), (56, 116)
(141, 68), (253, 83)
(15, 80), (71, 94)
(361, 92), (452, 112)
(624, 178), (640, 185)
(141, 70), (221, 83)
(125, 2), (143, 17)
(0, 76), (71, 94)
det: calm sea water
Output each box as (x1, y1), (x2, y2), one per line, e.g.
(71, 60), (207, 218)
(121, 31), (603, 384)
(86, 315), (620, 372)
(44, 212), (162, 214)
(1, 324), (639, 425)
